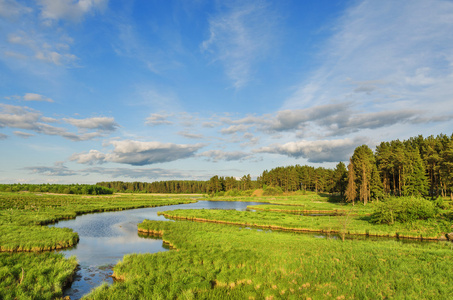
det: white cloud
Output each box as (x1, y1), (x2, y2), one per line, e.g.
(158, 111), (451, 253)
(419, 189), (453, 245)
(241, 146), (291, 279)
(145, 113), (173, 126)
(201, 0), (277, 88)
(25, 162), (76, 176)
(0, 0), (32, 19)
(282, 0), (453, 138)
(0, 133), (8, 139)
(177, 131), (204, 139)
(198, 150), (252, 162)
(0, 104), (116, 141)
(13, 131), (34, 138)
(5, 30), (78, 67)
(37, 0), (108, 22)
(82, 167), (201, 180)
(220, 124), (252, 135)
(255, 137), (369, 163)
(70, 150), (106, 165)
(71, 140), (205, 166)
(23, 93), (54, 102)
(64, 117), (119, 131)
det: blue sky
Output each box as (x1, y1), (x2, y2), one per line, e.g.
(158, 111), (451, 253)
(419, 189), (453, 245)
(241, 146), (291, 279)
(1, 0), (452, 184)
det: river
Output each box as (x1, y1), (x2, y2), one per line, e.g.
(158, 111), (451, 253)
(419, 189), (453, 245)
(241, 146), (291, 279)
(51, 200), (263, 299)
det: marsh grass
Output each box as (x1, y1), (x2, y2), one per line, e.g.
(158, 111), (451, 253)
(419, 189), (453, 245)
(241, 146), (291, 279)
(0, 252), (78, 300)
(86, 220), (453, 299)
(159, 208), (449, 240)
(0, 192), (197, 299)
(0, 192), (196, 252)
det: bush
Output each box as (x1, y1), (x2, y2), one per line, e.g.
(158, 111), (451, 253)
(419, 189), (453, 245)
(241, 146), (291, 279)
(262, 186), (283, 196)
(371, 197), (438, 224)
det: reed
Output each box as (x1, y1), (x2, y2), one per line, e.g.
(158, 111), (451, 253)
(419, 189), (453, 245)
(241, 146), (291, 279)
(85, 220), (453, 299)
(159, 208), (449, 240)
(0, 252), (77, 300)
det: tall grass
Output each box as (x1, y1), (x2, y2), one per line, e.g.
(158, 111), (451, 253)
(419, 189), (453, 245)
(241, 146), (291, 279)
(0, 192), (196, 252)
(0, 252), (78, 300)
(0, 192), (197, 300)
(86, 220), (453, 299)
(159, 208), (450, 240)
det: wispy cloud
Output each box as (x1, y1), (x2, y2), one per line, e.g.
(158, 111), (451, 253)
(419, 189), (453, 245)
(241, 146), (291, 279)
(82, 166), (201, 180)
(283, 0), (453, 134)
(198, 150), (252, 162)
(255, 137), (369, 163)
(6, 31), (78, 66)
(177, 131), (204, 140)
(63, 117), (119, 132)
(25, 161), (76, 176)
(23, 93), (54, 102)
(201, 0), (277, 88)
(145, 113), (173, 126)
(13, 131), (34, 138)
(0, 104), (118, 141)
(37, 0), (108, 23)
(0, 0), (32, 19)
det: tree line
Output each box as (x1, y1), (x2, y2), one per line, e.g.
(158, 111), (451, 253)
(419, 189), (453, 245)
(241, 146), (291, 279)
(0, 184), (114, 195)
(96, 175), (257, 194)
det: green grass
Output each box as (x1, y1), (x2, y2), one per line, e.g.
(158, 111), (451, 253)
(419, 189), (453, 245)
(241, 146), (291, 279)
(158, 208), (450, 240)
(85, 220), (453, 299)
(0, 192), (197, 252)
(0, 252), (78, 300)
(0, 192), (198, 300)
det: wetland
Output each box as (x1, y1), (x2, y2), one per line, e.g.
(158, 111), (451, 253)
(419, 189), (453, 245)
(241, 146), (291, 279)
(1, 192), (452, 299)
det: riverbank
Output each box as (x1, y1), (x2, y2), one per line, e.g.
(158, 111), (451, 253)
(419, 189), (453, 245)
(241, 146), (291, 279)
(158, 207), (449, 241)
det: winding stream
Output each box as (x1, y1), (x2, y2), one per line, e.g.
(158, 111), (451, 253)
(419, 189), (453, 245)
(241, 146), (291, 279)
(50, 200), (263, 299)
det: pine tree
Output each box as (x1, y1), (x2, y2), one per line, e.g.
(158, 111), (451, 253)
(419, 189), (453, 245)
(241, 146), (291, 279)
(345, 159), (356, 205)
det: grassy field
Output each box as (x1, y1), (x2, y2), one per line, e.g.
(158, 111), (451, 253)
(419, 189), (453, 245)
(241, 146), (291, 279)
(160, 193), (451, 240)
(0, 192), (197, 299)
(158, 208), (450, 240)
(1, 191), (452, 299)
(86, 220), (453, 299)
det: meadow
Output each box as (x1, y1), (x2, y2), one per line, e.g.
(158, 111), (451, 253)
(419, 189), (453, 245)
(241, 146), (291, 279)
(1, 191), (452, 299)
(84, 193), (453, 299)
(0, 192), (196, 299)
(87, 220), (453, 299)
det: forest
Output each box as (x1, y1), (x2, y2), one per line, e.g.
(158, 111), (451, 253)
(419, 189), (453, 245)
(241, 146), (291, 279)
(0, 184), (114, 195)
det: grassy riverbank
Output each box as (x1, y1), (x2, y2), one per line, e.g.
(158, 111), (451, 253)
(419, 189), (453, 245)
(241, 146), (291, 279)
(0, 192), (197, 252)
(158, 207), (450, 240)
(0, 192), (197, 299)
(86, 220), (453, 299)
(0, 252), (78, 300)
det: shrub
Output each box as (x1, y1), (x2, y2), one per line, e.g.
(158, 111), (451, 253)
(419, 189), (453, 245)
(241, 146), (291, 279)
(371, 197), (438, 224)
(262, 186), (283, 196)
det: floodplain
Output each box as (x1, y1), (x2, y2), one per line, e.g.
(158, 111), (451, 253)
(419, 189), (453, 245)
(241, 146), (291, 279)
(0, 191), (452, 299)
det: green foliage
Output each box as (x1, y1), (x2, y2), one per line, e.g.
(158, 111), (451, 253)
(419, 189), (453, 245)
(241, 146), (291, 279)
(371, 197), (438, 224)
(262, 186), (283, 196)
